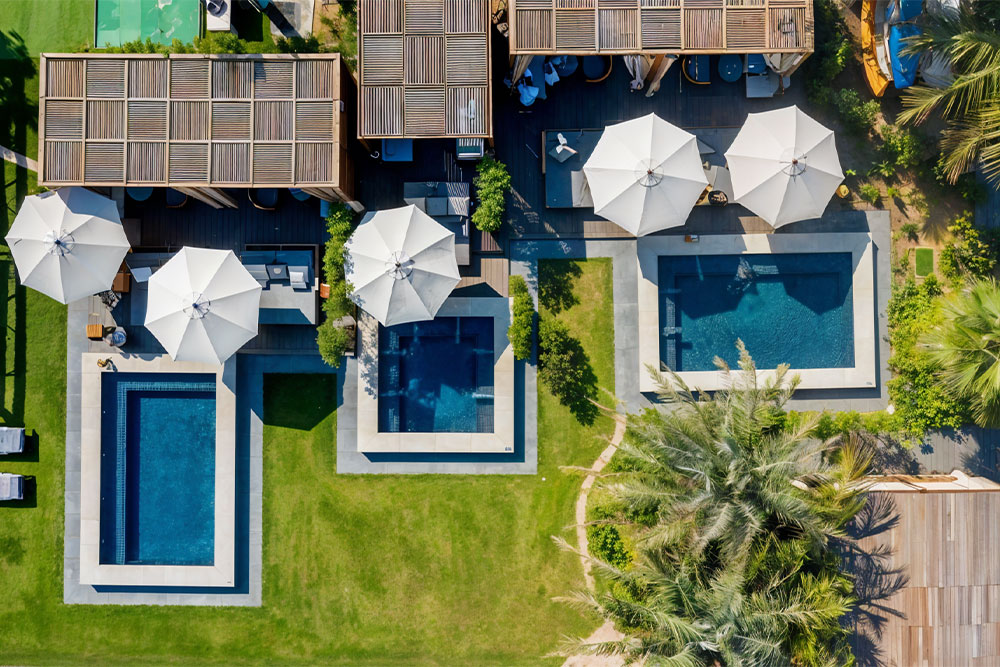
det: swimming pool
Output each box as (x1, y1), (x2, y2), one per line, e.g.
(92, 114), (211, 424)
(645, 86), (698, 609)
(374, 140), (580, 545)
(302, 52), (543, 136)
(96, 0), (200, 49)
(378, 317), (494, 433)
(99, 372), (216, 566)
(658, 253), (855, 371)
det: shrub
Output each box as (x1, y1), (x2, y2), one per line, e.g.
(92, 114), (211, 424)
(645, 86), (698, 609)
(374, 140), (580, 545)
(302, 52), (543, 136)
(471, 156), (511, 233)
(785, 410), (904, 440)
(317, 204), (357, 367)
(900, 222), (919, 241)
(859, 183), (881, 205)
(880, 125), (922, 169)
(887, 276), (971, 434)
(537, 317), (599, 424)
(871, 160), (895, 179)
(832, 89), (880, 134)
(508, 275), (535, 360)
(587, 525), (633, 570)
(803, 0), (853, 103)
(938, 212), (999, 283)
(887, 186), (903, 199)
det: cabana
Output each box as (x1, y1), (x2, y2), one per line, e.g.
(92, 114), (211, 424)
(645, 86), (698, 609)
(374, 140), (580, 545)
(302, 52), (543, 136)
(38, 53), (358, 209)
(358, 0), (492, 139)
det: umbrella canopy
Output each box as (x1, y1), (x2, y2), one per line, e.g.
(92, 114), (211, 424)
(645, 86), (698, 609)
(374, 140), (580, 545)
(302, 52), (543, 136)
(345, 205), (460, 326)
(725, 106), (844, 227)
(144, 247), (262, 364)
(5, 188), (130, 303)
(582, 113), (708, 236)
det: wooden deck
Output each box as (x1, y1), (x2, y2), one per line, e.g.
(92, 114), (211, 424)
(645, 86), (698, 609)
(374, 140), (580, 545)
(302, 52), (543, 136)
(847, 490), (1000, 667)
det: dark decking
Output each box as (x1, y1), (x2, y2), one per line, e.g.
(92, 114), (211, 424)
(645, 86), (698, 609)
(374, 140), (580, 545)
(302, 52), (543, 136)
(489, 47), (818, 238)
(117, 189), (327, 354)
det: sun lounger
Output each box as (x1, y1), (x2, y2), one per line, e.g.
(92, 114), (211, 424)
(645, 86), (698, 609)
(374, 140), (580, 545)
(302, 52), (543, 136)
(0, 472), (24, 501)
(0, 427), (24, 455)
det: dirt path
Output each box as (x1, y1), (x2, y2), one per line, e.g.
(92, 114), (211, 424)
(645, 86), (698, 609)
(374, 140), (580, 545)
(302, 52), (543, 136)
(561, 413), (627, 667)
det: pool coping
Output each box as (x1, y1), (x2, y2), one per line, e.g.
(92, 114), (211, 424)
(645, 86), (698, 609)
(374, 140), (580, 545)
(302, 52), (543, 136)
(636, 232), (877, 393)
(355, 297), (515, 454)
(78, 354), (237, 588)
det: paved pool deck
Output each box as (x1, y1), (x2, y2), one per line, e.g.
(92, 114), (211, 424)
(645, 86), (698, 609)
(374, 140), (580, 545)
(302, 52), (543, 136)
(510, 210), (891, 414)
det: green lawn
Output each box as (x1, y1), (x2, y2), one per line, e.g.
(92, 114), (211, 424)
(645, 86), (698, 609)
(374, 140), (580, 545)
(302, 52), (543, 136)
(915, 247), (934, 277)
(0, 258), (617, 663)
(3, 0), (93, 56)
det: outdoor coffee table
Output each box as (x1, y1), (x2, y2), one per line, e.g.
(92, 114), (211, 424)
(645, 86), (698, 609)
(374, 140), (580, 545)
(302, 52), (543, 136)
(267, 264), (288, 281)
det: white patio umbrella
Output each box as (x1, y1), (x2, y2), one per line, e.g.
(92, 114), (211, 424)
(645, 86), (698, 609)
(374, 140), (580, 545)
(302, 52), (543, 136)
(144, 247), (262, 364)
(5, 188), (130, 303)
(725, 106), (844, 227)
(582, 113), (708, 236)
(345, 205), (460, 326)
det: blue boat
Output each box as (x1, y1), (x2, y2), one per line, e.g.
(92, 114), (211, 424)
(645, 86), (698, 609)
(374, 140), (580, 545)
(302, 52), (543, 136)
(888, 22), (922, 88)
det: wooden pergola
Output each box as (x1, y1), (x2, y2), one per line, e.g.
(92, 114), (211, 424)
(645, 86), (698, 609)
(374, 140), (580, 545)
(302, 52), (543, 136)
(38, 53), (357, 209)
(358, 0), (492, 139)
(506, 0), (815, 55)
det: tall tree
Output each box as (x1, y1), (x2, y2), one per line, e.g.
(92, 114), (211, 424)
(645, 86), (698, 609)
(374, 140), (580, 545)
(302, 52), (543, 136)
(899, 0), (1000, 183)
(923, 278), (1000, 426)
(560, 344), (869, 666)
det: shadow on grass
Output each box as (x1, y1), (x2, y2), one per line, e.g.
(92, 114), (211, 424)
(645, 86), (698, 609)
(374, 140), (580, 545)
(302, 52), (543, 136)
(538, 258), (582, 315)
(263, 373), (337, 432)
(538, 318), (600, 426)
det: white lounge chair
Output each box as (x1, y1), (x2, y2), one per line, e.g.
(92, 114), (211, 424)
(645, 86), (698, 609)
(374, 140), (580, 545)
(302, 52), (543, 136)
(0, 472), (24, 501)
(0, 427), (24, 455)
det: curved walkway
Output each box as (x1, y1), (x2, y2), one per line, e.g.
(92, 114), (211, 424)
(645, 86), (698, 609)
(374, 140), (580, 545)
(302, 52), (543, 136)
(562, 413), (627, 667)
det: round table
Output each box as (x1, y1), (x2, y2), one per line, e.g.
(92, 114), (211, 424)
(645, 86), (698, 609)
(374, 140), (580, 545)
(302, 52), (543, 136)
(551, 55), (578, 77)
(126, 186), (152, 202)
(289, 188), (311, 202)
(718, 54), (743, 83)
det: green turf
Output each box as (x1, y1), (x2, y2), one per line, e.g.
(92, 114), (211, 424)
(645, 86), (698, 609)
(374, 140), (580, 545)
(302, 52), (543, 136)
(3, 0), (93, 56)
(0, 257), (616, 663)
(914, 247), (934, 277)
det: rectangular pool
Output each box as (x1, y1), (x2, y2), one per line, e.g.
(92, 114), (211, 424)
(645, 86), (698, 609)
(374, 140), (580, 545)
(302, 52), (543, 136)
(96, 0), (200, 49)
(378, 317), (494, 433)
(658, 253), (855, 371)
(99, 373), (216, 566)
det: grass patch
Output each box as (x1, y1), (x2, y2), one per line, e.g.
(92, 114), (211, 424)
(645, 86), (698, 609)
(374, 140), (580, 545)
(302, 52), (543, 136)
(915, 247), (934, 277)
(3, 0), (93, 55)
(0, 258), (616, 663)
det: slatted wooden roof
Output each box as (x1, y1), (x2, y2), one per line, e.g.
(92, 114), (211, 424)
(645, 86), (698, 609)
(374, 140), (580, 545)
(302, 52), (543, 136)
(38, 53), (355, 197)
(507, 0), (815, 55)
(850, 490), (1000, 666)
(358, 0), (492, 139)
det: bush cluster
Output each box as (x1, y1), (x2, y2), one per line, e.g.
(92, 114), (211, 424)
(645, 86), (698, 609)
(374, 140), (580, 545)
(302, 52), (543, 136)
(880, 125), (922, 169)
(859, 183), (881, 205)
(803, 0), (853, 103)
(103, 33), (323, 56)
(508, 276), (535, 360)
(587, 525), (633, 571)
(471, 157), (511, 233)
(887, 276), (971, 434)
(939, 212), (1000, 284)
(537, 317), (599, 424)
(832, 89), (880, 134)
(317, 204), (356, 367)
(784, 409), (903, 440)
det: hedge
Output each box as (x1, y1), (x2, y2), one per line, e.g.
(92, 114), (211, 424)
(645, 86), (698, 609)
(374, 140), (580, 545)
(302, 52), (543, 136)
(508, 276), (534, 360)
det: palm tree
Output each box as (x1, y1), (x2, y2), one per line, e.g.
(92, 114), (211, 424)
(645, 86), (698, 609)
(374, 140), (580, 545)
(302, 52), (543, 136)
(606, 343), (847, 563)
(899, 0), (1000, 183)
(558, 343), (870, 666)
(922, 278), (1000, 426)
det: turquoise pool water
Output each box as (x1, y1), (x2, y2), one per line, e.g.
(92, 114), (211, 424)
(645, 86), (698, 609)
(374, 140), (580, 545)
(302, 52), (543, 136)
(96, 0), (200, 49)
(100, 373), (216, 566)
(378, 317), (494, 433)
(658, 253), (855, 371)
